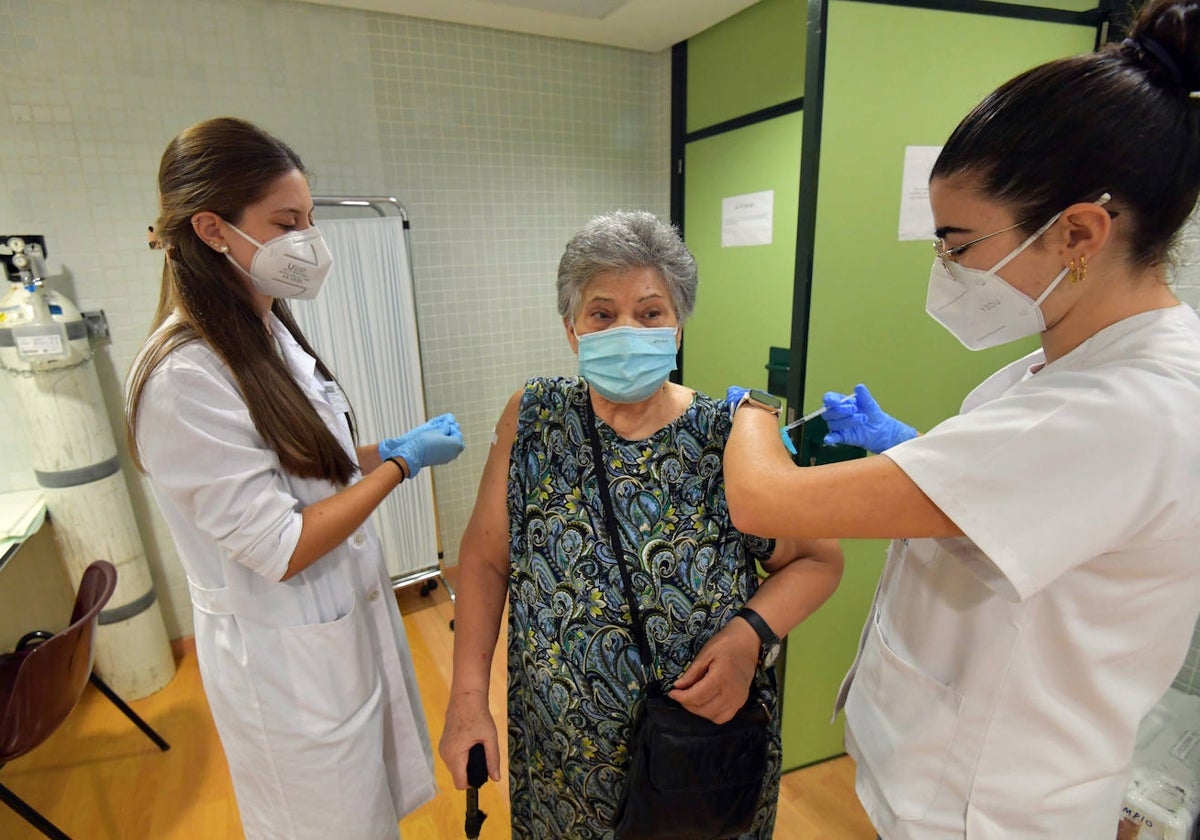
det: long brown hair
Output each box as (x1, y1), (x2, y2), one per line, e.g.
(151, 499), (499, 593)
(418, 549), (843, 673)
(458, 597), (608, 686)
(126, 117), (356, 484)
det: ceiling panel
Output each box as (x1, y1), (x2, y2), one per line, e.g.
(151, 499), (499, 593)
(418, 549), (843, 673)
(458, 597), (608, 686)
(289, 0), (762, 52)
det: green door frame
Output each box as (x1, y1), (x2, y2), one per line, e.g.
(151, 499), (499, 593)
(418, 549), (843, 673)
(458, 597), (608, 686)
(669, 41), (805, 384)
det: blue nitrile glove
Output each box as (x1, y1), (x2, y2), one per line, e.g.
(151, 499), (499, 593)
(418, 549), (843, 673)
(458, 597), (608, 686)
(821, 384), (917, 453)
(726, 385), (750, 420)
(378, 413), (464, 477)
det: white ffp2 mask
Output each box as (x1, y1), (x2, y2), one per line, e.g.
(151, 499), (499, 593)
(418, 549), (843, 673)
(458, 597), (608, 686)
(926, 193), (1112, 351)
(925, 249), (1067, 351)
(925, 193), (1111, 351)
(225, 223), (334, 300)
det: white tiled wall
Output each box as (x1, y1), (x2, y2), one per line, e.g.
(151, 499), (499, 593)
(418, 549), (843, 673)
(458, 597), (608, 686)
(1171, 201), (1200, 311)
(0, 0), (668, 638)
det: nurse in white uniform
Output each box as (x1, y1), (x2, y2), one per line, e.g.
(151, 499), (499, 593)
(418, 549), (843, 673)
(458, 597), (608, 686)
(723, 2), (1200, 837)
(125, 117), (465, 840)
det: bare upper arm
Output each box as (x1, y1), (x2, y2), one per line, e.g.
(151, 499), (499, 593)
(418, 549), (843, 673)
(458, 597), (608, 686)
(747, 453), (960, 540)
(459, 389), (523, 577)
(725, 408), (960, 540)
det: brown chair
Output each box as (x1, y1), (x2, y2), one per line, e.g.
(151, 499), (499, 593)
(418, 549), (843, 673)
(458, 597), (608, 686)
(0, 560), (170, 839)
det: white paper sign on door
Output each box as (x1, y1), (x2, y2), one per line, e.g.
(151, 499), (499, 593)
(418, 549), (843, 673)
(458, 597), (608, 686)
(722, 190), (774, 247)
(898, 146), (941, 241)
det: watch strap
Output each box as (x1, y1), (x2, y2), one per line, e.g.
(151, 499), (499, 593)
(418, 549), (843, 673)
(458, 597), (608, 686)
(735, 606), (779, 648)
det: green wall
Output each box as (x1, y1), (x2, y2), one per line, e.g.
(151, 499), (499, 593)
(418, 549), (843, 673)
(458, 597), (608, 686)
(800, 2), (1098, 426)
(686, 0), (806, 132)
(681, 112), (803, 405)
(784, 1), (1099, 769)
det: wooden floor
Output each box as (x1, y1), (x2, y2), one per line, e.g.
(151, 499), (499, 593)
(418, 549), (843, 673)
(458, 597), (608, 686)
(0, 583), (875, 839)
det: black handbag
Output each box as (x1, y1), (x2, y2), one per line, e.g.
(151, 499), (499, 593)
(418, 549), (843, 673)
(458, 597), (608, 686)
(614, 692), (771, 840)
(582, 395), (771, 840)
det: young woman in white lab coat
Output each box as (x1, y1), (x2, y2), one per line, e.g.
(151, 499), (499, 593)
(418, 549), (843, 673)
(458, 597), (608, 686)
(723, 1), (1200, 838)
(125, 117), (464, 840)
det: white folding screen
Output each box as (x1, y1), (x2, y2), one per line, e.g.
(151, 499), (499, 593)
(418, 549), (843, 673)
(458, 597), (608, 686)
(289, 214), (440, 584)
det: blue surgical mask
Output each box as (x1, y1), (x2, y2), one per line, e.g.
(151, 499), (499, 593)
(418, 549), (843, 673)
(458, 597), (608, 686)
(576, 325), (678, 403)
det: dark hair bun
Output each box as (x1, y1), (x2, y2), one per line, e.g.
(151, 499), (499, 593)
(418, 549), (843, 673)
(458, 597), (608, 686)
(1128, 0), (1200, 92)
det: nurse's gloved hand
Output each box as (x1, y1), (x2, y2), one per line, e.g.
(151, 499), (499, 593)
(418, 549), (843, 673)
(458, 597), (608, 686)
(725, 385), (750, 420)
(378, 413), (465, 477)
(822, 384), (916, 453)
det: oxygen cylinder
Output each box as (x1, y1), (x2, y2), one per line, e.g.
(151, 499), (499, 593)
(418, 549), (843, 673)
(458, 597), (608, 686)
(0, 237), (174, 699)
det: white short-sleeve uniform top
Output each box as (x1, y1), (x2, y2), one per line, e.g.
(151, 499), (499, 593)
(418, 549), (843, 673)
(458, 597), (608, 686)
(133, 313), (435, 840)
(837, 305), (1200, 840)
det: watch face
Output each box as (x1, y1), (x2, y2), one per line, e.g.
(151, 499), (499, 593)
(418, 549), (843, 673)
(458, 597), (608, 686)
(748, 389), (782, 411)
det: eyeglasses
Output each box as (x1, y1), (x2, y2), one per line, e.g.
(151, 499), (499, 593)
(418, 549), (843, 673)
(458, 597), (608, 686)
(933, 220), (1027, 274)
(933, 193), (1115, 275)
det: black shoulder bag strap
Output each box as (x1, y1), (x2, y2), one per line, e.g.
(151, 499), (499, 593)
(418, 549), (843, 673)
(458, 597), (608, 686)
(582, 392), (658, 693)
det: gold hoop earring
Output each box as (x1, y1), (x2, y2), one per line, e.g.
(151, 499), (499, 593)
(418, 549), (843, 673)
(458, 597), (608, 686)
(1069, 256), (1087, 284)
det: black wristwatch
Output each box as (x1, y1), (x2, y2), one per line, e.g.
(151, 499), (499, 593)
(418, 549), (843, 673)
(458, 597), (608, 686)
(735, 606), (781, 668)
(739, 389), (782, 416)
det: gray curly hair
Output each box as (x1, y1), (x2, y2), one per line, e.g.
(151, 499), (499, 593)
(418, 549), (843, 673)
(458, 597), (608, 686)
(556, 210), (698, 324)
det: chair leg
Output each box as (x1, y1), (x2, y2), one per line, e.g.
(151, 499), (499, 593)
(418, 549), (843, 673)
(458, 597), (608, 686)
(0, 780), (72, 840)
(15, 630), (53, 651)
(88, 674), (170, 752)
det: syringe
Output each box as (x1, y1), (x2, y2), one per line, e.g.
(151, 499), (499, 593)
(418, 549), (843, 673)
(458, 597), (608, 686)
(783, 405), (828, 432)
(778, 405), (828, 455)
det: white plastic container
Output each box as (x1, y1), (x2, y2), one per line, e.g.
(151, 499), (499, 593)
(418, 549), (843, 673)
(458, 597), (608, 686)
(1119, 688), (1200, 840)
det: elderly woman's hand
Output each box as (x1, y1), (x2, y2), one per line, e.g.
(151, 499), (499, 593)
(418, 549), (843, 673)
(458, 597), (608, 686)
(438, 690), (501, 790)
(667, 618), (761, 724)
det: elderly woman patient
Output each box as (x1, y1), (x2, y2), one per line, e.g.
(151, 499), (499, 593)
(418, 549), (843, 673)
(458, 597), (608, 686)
(438, 209), (843, 838)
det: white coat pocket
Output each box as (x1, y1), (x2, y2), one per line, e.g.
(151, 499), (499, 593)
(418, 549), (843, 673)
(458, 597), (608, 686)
(277, 597), (382, 735)
(844, 614), (964, 822)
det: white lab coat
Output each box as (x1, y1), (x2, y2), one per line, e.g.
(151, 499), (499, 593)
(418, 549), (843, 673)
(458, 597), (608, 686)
(133, 314), (435, 840)
(836, 305), (1200, 839)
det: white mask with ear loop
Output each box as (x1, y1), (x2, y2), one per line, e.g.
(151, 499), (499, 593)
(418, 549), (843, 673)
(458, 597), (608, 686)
(926, 193), (1110, 350)
(224, 223), (334, 300)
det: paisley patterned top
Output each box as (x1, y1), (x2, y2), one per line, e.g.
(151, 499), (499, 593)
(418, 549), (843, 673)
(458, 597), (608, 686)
(506, 377), (782, 839)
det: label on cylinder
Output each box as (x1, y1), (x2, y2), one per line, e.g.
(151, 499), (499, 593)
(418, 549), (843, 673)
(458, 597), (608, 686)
(13, 321), (69, 359)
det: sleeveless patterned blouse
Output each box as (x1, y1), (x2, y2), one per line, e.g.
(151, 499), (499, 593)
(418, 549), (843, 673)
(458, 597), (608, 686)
(505, 377), (782, 839)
